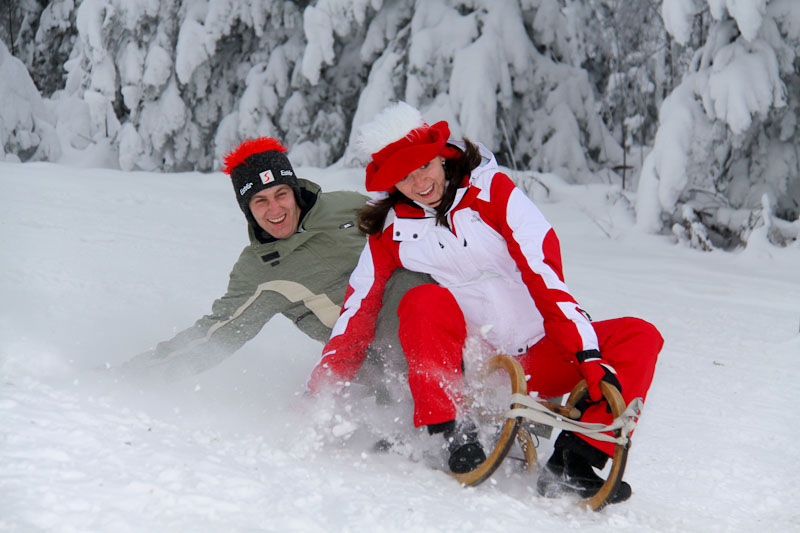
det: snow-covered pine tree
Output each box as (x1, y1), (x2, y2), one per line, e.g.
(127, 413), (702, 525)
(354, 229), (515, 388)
(2, 0), (651, 187)
(0, 38), (61, 162)
(3, 0), (797, 250)
(637, 0), (800, 249)
(0, 0), (43, 70)
(0, 0), (77, 98)
(581, 0), (666, 190)
(309, 0), (626, 185)
(59, 0), (310, 171)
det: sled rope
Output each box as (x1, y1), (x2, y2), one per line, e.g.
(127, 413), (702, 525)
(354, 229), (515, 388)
(505, 393), (644, 445)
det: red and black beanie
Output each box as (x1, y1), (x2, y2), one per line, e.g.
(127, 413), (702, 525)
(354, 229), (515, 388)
(221, 137), (304, 229)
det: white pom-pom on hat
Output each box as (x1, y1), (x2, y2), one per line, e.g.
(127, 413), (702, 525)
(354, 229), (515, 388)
(355, 101), (427, 158)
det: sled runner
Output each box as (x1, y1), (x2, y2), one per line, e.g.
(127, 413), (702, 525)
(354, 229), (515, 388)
(449, 355), (531, 487)
(451, 355), (642, 511)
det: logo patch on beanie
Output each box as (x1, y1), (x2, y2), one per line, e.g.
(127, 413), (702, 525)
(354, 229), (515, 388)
(239, 182), (253, 196)
(259, 169), (275, 185)
(280, 169), (293, 177)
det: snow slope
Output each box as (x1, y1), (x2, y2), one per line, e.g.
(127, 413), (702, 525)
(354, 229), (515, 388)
(2, 160), (799, 532)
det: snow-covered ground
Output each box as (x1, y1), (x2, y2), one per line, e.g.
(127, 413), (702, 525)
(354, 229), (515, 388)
(2, 160), (799, 532)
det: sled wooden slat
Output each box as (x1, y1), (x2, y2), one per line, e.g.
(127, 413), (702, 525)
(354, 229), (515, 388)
(565, 380), (630, 511)
(450, 355), (527, 486)
(537, 400), (581, 420)
(515, 425), (538, 470)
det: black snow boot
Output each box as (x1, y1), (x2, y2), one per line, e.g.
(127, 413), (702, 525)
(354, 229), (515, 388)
(537, 431), (631, 504)
(428, 419), (487, 474)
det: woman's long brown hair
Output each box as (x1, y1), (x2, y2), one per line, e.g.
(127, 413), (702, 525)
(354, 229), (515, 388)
(358, 139), (482, 235)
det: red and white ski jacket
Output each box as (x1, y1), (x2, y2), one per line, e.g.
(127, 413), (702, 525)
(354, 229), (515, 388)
(308, 144), (598, 391)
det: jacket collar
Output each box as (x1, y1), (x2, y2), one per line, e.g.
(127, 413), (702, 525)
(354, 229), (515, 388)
(393, 175), (475, 220)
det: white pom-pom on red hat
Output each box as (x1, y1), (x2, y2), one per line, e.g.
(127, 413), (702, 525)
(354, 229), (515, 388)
(355, 101), (427, 158)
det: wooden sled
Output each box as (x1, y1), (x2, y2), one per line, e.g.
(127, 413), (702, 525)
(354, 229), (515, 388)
(450, 354), (631, 511)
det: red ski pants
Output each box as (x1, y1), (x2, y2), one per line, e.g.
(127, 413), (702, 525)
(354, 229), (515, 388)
(398, 284), (467, 427)
(397, 284), (663, 457)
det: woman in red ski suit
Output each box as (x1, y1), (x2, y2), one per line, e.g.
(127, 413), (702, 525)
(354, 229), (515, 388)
(307, 102), (663, 501)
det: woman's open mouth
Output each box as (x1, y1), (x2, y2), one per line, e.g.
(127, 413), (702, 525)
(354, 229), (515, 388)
(418, 184), (434, 197)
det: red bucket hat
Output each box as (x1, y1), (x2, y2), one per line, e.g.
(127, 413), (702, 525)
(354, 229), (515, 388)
(357, 102), (460, 192)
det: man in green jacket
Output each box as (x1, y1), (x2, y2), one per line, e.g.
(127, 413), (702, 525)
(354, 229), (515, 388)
(122, 137), (423, 383)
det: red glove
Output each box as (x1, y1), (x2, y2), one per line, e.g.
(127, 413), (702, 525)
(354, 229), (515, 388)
(306, 353), (346, 395)
(576, 349), (622, 402)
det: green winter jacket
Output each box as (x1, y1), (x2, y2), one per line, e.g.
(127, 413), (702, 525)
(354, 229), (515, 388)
(126, 179), (368, 380)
